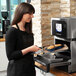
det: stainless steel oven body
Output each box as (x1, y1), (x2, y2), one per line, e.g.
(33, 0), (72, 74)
(51, 17), (76, 73)
(34, 17), (76, 73)
(51, 17), (76, 39)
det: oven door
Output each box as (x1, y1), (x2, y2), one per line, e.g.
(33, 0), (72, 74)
(34, 53), (71, 73)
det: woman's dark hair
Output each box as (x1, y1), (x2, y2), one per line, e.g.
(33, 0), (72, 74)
(11, 2), (35, 33)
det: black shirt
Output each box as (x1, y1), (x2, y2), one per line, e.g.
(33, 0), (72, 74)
(5, 27), (35, 76)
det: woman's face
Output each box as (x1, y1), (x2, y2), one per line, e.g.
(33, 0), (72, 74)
(22, 13), (34, 23)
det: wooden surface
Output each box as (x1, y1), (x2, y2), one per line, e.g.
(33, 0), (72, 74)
(50, 68), (76, 76)
(0, 38), (5, 42)
(35, 62), (76, 76)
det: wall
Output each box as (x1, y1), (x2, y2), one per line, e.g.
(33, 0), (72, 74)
(60, 0), (70, 17)
(70, 0), (76, 16)
(41, 0), (61, 47)
(31, 0), (42, 47)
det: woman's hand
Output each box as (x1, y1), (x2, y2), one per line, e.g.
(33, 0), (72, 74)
(22, 45), (41, 55)
(29, 45), (41, 52)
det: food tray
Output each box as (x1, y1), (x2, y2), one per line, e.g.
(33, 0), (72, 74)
(45, 44), (68, 52)
(45, 45), (64, 52)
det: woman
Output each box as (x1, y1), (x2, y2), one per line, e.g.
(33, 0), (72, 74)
(5, 2), (40, 76)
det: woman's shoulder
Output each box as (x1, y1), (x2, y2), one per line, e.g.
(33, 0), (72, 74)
(6, 26), (18, 36)
(5, 26), (18, 40)
(9, 25), (17, 31)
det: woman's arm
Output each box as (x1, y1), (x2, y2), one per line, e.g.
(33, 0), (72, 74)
(5, 28), (40, 61)
(5, 28), (23, 60)
(22, 45), (40, 55)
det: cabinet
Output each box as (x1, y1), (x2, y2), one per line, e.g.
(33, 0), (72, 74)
(0, 42), (8, 71)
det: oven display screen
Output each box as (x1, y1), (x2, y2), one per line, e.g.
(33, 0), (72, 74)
(56, 23), (62, 32)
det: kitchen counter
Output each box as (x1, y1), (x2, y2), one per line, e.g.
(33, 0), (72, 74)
(0, 38), (5, 42)
(35, 62), (76, 76)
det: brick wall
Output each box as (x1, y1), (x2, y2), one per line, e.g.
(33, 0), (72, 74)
(31, 0), (76, 47)
(60, 0), (70, 17)
(70, 0), (76, 16)
(41, 0), (61, 47)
